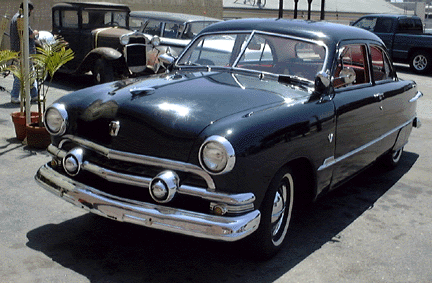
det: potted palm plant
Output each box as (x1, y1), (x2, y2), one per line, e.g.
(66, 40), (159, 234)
(2, 49), (40, 141)
(24, 36), (74, 148)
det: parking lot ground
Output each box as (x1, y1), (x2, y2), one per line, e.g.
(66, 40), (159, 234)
(0, 68), (431, 283)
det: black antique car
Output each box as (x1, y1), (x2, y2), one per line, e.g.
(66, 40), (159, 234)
(51, 2), (160, 84)
(35, 18), (422, 258)
(129, 11), (221, 57)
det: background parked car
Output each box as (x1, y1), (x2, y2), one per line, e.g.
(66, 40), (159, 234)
(129, 11), (221, 57)
(51, 2), (160, 84)
(352, 14), (432, 74)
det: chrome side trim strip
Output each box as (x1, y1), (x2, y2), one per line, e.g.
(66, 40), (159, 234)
(35, 164), (261, 242)
(409, 91), (423, 103)
(318, 118), (414, 171)
(48, 144), (255, 207)
(58, 135), (216, 190)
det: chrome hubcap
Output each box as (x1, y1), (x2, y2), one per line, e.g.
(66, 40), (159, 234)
(413, 55), (427, 71)
(270, 173), (294, 246)
(392, 148), (402, 163)
(271, 189), (285, 237)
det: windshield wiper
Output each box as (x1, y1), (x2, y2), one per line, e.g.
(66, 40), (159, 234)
(177, 61), (201, 66)
(278, 74), (312, 86)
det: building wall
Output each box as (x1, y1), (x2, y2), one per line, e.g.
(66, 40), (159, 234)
(1, 0), (223, 49)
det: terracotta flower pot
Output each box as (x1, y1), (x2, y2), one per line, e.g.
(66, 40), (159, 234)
(26, 123), (51, 149)
(10, 112), (41, 141)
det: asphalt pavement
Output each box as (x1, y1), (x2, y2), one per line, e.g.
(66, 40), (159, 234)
(0, 68), (431, 283)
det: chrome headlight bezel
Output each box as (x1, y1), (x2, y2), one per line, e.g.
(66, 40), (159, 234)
(44, 103), (68, 136)
(151, 35), (160, 47)
(120, 34), (130, 45)
(199, 135), (235, 175)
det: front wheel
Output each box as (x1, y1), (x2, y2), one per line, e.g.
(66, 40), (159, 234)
(249, 167), (295, 258)
(409, 51), (431, 75)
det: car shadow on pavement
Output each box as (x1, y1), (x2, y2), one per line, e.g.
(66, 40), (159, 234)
(26, 151), (418, 282)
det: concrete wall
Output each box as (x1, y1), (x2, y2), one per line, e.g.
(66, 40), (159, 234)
(0, 0), (223, 49)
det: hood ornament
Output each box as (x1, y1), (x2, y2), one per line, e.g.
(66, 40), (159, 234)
(109, 121), (120, 136)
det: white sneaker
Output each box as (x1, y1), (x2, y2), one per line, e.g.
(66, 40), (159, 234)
(11, 97), (20, 104)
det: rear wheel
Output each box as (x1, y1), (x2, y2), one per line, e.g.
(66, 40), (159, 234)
(382, 147), (403, 169)
(249, 167), (295, 258)
(93, 58), (114, 84)
(409, 51), (431, 75)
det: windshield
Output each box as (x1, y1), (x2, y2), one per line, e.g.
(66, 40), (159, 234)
(82, 10), (128, 29)
(177, 32), (326, 81)
(181, 21), (220, 39)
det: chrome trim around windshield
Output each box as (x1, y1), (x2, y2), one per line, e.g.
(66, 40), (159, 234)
(175, 30), (329, 75)
(318, 118), (415, 171)
(35, 164), (261, 242)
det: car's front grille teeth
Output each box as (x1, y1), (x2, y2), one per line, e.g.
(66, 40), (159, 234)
(125, 44), (147, 66)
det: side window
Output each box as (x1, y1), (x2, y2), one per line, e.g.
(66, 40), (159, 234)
(163, 22), (180, 38)
(143, 20), (162, 36)
(333, 44), (370, 89)
(61, 10), (79, 29)
(353, 17), (377, 32)
(375, 18), (393, 33)
(397, 18), (422, 33)
(130, 18), (145, 31)
(370, 46), (393, 82)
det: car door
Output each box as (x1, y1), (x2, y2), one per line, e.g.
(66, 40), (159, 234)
(330, 42), (387, 186)
(52, 8), (83, 70)
(368, 44), (419, 151)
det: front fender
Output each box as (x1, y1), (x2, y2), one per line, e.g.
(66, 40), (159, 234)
(76, 48), (125, 74)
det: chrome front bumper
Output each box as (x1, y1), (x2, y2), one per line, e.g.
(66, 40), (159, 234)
(35, 164), (261, 241)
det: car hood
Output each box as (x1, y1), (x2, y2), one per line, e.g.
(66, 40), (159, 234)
(55, 70), (310, 161)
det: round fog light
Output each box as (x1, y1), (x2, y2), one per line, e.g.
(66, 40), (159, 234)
(63, 148), (84, 176)
(149, 171), (179, 203)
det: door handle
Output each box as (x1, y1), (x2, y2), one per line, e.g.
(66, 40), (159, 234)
(374, 93), (384, 101)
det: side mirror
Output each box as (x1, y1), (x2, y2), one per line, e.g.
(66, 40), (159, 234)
(315, 71), (331, 92)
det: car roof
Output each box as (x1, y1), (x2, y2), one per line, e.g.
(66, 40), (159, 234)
(358, 14), (421, 19)
(53, 2), (130, 11)
(201, 18), (383, 45)
(130, 11), (220, 24)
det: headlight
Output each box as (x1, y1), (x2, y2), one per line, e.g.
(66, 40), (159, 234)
(151, 35), (160, 47)
(44, 103), (68, 136)
(120, 34), (130, 45)
(199, 135), (235, 175)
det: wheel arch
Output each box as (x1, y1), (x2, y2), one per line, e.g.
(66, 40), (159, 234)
(257, 157), (317, 211)
(285, 157), (317, 209)
(76, 48), (125, 74)
(407, 47), (432, 59)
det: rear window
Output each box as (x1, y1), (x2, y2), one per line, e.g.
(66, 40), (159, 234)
(397, 18), (423, 33)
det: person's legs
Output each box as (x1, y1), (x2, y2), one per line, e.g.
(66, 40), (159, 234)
(11, 75), (21, 103)
(30, 80), (38, 101)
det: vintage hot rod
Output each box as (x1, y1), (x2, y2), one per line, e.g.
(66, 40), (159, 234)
(35, 18), (422, 258)
(51, 2), (161, 84)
